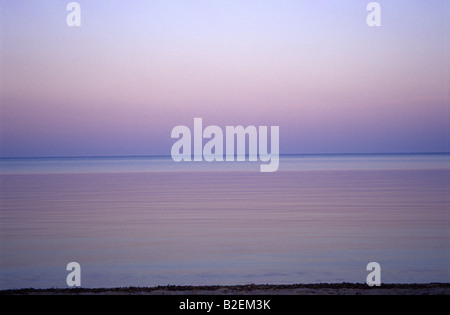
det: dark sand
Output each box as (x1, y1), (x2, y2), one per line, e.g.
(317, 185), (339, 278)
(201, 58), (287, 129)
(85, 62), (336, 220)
(2, 283), (449, 295)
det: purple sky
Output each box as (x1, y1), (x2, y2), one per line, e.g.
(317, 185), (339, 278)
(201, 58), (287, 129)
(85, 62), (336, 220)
(1, 1), (449, 157)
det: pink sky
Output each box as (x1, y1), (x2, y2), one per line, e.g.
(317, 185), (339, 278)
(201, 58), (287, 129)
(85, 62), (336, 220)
(1, 1), (448, 156)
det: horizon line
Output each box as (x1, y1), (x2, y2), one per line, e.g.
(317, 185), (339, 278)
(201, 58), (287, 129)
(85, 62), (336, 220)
(1, 152), (449, 160)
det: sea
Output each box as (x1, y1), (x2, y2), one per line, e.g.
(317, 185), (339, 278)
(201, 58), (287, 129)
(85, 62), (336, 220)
(0, 154), (449, 289)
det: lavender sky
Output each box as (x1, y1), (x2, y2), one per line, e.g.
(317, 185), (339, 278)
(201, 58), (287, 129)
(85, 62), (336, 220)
(1, 1), (449, 157)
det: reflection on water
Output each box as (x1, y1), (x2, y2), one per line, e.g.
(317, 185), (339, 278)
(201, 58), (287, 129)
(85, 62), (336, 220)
(0, 155), (449, 289)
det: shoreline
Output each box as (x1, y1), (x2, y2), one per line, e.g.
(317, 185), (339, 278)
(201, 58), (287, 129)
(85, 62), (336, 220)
(2, 283), (449, 295)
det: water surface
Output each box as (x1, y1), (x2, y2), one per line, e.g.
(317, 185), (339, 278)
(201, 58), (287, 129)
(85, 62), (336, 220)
(0, 154), (449, 289)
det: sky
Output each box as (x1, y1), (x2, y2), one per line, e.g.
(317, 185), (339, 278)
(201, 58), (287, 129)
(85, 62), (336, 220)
(0, 0), (449, 157)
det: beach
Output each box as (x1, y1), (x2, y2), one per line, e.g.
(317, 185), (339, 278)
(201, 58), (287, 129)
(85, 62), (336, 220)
(2, 283), (449, 295)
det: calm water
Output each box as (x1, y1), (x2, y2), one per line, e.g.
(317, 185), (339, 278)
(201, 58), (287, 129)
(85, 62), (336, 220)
(0, 154), (449, 289)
